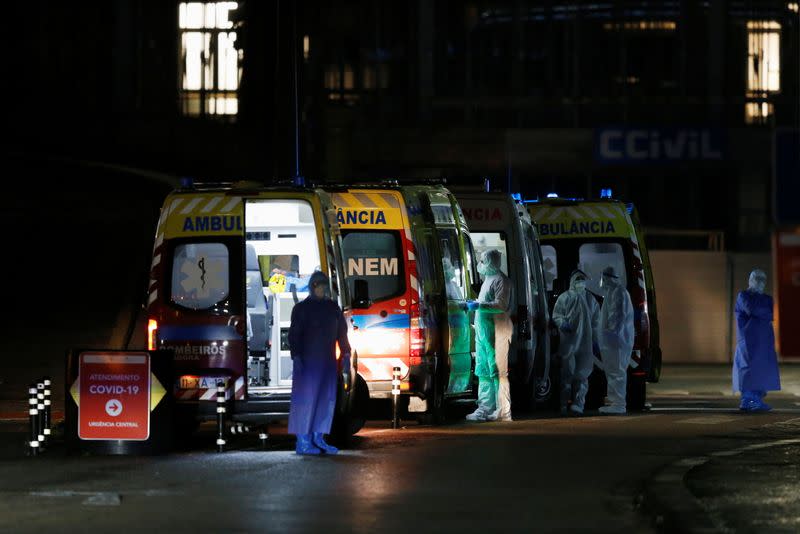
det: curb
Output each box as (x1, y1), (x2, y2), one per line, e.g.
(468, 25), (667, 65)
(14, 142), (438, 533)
(642, 437), (800, 533)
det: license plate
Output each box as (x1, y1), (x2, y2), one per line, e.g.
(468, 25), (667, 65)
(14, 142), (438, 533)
(179, 376), (227, 389)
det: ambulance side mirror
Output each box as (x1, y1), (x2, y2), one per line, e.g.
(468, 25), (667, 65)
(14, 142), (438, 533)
(352, 279), (371, 309)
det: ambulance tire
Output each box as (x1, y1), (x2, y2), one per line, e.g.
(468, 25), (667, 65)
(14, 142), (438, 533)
(419, 365), (447, 425)
(331, 375), (370, 445)
(627, 374), (647, 412)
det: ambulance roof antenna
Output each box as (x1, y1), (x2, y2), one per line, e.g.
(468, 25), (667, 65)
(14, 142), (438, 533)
(292, 1), (304, 187)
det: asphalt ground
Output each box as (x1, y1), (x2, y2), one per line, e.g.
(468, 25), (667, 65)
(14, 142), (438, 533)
(1, 365), (799, 533)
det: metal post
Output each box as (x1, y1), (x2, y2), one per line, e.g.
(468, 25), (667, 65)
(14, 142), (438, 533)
(36, 381), (45, 448)
(391, 366), (401, 429)
(216, 381), (226, 453)
(43, 377), (52, 441)
(28, 385), (39, 456)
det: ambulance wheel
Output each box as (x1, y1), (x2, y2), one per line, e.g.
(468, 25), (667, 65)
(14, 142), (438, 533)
(419, 371), (447, 425)
(534, 376), (552, 404)
(627, 375), (646, 411)
(331, 375), (370, 445)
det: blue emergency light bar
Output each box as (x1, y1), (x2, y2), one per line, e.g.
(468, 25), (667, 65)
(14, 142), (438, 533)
(180, 177), (195, 189)
(546, 192), (559, 198)
(600, 188), (613, 199)
(511, 193), (522, 201)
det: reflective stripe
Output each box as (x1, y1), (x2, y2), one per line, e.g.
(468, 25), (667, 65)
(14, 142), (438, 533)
(221, 196), (241, 213)
(200, 196), (224, 213)
(180, 197), (204, 214)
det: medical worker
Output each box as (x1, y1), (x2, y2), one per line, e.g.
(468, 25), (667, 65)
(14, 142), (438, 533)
(466, 249), (513, 422)
(552, 269), (599, 415)
(597, 266), (634, 415)
(288, 271), (351, 455)
(733, 269), (781, 412)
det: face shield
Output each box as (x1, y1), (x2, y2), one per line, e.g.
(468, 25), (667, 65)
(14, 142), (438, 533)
(569, 269), (588, 292)
(748, 269), (767, 294)
(478, 250), (501, 277)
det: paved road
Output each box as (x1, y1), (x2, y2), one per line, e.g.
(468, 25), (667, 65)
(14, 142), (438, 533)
(1, 365), (799, 533)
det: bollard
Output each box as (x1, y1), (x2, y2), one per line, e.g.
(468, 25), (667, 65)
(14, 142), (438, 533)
(36, 381), (46, 447)
(43, 377), (52, 441)
(216, 381), (226, 453)
(28, 385), (39, 456)
(391, 366), (401, 429)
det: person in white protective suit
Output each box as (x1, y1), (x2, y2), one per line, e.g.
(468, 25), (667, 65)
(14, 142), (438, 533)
(552, 269), (600, 415)
(597, 266), (635, 415)
(465, 249), (514, 422)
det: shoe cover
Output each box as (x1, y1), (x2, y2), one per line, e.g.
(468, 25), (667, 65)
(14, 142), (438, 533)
(569, 404), (584, 415)
(295, 434), (322, 455)
(599, 405), (626, 415)
(743, 400), (772, 412)
(312, 432), (339, 454)
(466, 408), (489, 421)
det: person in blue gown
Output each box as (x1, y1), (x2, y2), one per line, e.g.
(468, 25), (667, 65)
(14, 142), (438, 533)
(733, 269), (781, 412)
(288, 271), (351, 454)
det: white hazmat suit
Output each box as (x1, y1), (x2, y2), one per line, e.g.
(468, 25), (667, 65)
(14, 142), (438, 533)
(598, 266), (635, 415)
(466, 250), (513, 422)
(552, 270), (599, 414)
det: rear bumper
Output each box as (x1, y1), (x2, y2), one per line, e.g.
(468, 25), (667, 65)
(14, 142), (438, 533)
(177, 395), (292, 423)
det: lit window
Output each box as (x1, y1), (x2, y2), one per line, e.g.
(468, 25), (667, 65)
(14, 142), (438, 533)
(745, 21), (781, 124)
(745, 102), (775, 125)
(179, 2), (242, 117)
(602, 21), (676, 32)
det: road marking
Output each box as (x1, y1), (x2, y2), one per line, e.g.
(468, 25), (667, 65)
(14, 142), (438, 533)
(82, 493), (121, 506)
(652, 406), (800, 414)
(675, 416), (738, 425)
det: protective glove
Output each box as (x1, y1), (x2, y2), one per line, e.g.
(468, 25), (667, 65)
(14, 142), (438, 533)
(466, 300), (481, 311)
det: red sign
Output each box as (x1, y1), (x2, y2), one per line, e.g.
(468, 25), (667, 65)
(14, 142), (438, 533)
(775, 230), (800, 358)
(78, 352), (151, 440)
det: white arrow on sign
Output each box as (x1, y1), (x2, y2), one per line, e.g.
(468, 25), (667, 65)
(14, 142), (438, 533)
(105, 399), (123, 417)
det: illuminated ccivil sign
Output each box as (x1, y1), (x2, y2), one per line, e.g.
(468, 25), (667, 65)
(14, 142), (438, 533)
(594, 127), (724, 164)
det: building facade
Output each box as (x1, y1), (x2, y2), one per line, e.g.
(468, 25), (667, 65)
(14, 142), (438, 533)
(7, 1), (799, 251)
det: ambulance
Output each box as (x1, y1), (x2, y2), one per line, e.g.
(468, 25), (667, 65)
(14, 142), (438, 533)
(526, 193), (662, 410)
(144, 180), (369, 437)
(454, 190), (552, 409)
(327, 184), (479, 423)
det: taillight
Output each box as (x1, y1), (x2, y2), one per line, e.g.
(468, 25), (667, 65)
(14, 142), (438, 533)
(147, 319), (158, 351)
(409, 300), (424, 366)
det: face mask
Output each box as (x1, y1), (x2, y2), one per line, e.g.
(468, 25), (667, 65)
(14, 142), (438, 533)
(573, 280), (586, 291)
